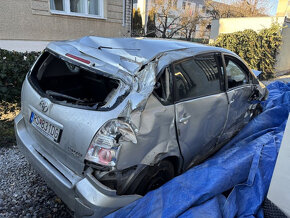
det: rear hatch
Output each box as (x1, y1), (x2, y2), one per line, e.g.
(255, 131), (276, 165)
(21, 51), (128, 175)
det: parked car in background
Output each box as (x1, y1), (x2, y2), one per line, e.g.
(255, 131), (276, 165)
(14, 37), (268, 217)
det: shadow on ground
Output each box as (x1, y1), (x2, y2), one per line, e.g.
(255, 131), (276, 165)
(0, 119), (16, 147)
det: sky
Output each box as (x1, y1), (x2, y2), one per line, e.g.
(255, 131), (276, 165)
(269, 0), (279, 15)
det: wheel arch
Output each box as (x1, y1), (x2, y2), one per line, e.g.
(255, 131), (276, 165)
(161, 155), (183, 176)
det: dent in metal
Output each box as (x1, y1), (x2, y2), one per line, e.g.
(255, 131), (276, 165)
(117, 95), (180, 170)
(175, 93), (229, 169)
(44, 36), (268, 187)
(46, 37), (236, 115)
(45, 36), (267, 170)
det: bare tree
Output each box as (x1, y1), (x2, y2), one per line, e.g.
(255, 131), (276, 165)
(151, 0), (186, 38)
(236, 0), (272, 16)
(197, 18), (211, 38)
(205, 0), (238, 19)
(205, 0), (271, 19)
(180, 7), (201, 41)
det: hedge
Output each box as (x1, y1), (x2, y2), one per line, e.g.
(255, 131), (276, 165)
(212, 23), (282, 79)
(0, 49), (40, 103)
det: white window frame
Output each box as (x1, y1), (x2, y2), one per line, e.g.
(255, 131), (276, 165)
(198, 4), (203, 13)
(182, 1), (186, 10)
(50, 0), (105, 19)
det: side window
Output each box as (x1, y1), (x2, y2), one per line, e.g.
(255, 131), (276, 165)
(224, 56), (249, 89)
(154, 68), (172, 104)
(173, 54), (222, 102)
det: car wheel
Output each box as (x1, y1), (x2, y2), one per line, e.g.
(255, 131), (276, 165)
(126, 160), (175, 196)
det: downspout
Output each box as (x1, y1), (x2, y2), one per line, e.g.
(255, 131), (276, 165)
(123, 0), (126, 26)
(144, 0), (148, 35)
(131, 0), (133, 36)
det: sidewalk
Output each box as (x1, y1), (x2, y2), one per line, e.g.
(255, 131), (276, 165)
(263, 75), (290, 85)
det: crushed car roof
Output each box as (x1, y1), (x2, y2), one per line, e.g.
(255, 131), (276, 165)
(45, 36), (237, 113)
(46, 36), (232, 75)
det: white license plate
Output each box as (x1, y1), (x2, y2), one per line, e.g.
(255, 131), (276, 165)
(29, 112), (62, 143)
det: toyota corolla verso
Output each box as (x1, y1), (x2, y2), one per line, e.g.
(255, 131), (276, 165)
(14, 37), (268, 217)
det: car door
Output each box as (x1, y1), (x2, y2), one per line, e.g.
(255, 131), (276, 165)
(173, 53), (228, 170)
(218, 54), (254, 143)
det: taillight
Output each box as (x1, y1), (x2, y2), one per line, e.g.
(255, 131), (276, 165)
(98, 148), (112, 164)
(85, 119), (137, 167)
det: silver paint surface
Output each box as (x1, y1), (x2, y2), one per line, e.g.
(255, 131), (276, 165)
(15, 36), (268, 217)
(175, 93), (228, 169)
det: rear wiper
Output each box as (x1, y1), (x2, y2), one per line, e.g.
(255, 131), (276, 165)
(98, 46), (140, 51)
(46, 90), (85, 103)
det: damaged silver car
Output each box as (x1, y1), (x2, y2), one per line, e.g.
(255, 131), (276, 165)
(14, 37), (268, 217)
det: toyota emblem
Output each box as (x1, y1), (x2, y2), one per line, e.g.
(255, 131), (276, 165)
(39, 99), (49, 112)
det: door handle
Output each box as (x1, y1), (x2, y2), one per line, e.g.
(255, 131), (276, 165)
(179, 115), (191, 123)
(230, 99), (235, 104)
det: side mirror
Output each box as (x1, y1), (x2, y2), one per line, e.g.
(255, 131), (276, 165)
(252, 69), (264, 79)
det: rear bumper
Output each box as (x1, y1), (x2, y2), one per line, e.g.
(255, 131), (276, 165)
(14, 113), (140, 217)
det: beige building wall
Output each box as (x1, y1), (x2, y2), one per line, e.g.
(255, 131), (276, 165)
(275, 19), (290, 75)
(209, 17), (285, 40)
(0, 0), (132, 41)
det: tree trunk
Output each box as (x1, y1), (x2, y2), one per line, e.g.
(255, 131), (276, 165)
(162, 31), (166, 38)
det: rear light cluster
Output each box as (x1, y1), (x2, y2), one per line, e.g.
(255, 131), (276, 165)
(85, 119), (137, 167)
(98, 148), (112, 164)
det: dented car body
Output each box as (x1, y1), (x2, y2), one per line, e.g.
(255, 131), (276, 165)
(14, 37), (268, 217)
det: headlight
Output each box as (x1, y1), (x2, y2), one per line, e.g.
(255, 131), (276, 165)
(85, 119), (137, 167)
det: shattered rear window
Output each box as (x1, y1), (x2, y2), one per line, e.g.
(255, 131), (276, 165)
(29, 52), (126, 110)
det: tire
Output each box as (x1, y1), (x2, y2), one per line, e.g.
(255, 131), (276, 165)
(126, 160), (175, 196)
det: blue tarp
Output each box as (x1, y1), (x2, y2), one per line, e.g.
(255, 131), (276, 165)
(108, 81), (290, 218)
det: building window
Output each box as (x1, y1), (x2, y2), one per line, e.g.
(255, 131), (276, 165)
(50, 0), (104, 18)
(192, 3), (196, 12)
(182, 1), (186, 9)
(198, 4), (203, 12)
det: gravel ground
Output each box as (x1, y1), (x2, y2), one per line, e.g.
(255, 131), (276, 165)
(0, 145), (73, 218)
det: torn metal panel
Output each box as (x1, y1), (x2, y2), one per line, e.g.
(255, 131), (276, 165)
(16, 35), (271, 217)
(46, 37), (236, 115)
(124, 61), (158, 112)
(156, 47), (235, 73)
(116, 95), (181, 170)
(47, 36), (200, 77)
